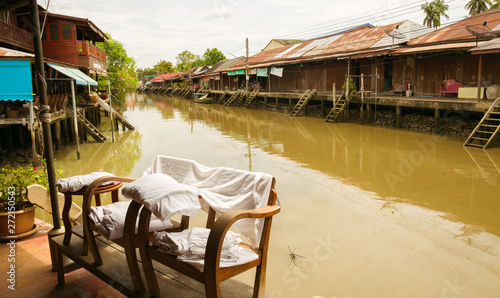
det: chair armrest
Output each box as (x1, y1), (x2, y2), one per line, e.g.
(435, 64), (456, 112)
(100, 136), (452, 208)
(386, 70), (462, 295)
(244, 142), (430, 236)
(82, 176), (136, 214)
(204, 205), (281, 270)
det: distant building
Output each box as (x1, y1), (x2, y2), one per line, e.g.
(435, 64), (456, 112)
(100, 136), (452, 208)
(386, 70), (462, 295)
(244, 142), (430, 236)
(262, 39), (303, 51)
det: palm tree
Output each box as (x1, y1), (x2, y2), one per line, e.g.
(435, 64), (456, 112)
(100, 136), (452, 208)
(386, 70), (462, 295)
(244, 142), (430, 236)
(422, 0), (449, 29)
(491, 0), (500, 9)
(465, 0), (492, 16)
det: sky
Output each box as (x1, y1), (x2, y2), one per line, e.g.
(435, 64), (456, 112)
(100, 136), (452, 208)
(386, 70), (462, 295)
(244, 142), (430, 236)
(42, 0), (473, 69)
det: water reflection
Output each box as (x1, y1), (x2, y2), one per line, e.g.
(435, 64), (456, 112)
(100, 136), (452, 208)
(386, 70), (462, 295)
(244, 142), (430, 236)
(145, 93), (500, 236)
(47, 93), (500, 297)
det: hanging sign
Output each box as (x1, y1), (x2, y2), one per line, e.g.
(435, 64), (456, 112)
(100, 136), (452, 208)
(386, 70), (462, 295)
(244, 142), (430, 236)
(270, 67), (283, 77)
(214, 75), (220, 80)
(227, 69), (245, 76)
(249, 69), (257, 75)
(257, 68), (268, 77)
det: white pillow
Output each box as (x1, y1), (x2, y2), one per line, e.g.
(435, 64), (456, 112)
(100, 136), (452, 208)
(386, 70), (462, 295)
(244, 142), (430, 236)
(121, 173), (201, 221)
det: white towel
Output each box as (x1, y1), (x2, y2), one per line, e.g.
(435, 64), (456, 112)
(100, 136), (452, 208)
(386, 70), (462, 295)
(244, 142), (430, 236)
(143, 155), (277, 247)
(89, 201), (174, 240)
(152, 228), (258, 272)
(56, 172), (115, 192)
(121, 173), (201, 222)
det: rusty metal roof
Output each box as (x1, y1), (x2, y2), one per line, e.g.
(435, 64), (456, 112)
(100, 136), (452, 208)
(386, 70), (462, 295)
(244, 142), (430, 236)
(391, 42), (481, 55)
(0, 47), (34, 58)
(224, 20), (430, 71)
(408, 8), (500, 45)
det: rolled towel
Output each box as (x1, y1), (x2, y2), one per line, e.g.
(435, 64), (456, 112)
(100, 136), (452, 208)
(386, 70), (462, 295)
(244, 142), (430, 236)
(152, 227), (241, 256)
(56, 172), (115, 192)
(89, 201), (174, 240)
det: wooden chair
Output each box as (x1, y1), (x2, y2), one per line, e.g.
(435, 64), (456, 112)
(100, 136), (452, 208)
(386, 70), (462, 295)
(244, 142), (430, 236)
(130, 177), (280, 298)
(80, 176), (189, 292)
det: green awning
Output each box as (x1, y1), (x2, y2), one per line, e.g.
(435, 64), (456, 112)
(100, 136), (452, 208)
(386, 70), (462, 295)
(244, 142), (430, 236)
(227, 69), (245, 76)
(48, 63), (98, 86)
(0, 60), (33, 101)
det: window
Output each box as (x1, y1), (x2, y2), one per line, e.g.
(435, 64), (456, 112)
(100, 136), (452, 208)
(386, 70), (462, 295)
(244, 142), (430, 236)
(49, 24), (59, 40)
(62, 24), (72, 40)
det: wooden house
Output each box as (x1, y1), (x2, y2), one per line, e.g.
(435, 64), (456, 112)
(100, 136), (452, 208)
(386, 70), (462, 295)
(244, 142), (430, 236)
(38, 11), (108, 77)
(391, 8), (500, 98)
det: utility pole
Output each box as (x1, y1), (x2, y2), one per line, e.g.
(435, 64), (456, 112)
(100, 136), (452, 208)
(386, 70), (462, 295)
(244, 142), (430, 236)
(246, 38), (249, 97)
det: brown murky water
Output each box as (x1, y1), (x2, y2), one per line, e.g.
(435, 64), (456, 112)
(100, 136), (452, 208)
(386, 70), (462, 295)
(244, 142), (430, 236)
(44, 93), (500, 297)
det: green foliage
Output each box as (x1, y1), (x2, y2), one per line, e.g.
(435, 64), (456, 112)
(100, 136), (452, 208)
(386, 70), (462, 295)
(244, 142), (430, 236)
(421, 0), (449, 29)
(342, 77), (357, 94)
(0, 161), (62, 211)
(202, 48), (226, 66)
(154, 60), (175, 75)
(492, 0), (500, 8)
(96, 34), (138, 106)
(465, 0), (492, 15)
(175, 50), (200, 72)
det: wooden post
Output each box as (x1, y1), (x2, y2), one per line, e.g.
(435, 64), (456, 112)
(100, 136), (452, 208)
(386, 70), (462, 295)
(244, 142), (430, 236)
(396, 105), (401, 128)
(360, 74), (364, 123)
(29, 0), (61, 230)
(29, 101), (38, 166)
(108, 79), (114, 142)
(434, 108), (440, 128)
(70, 81), (80, 159)
(54, 121), (61, 150)
(477, 55), (482, 102)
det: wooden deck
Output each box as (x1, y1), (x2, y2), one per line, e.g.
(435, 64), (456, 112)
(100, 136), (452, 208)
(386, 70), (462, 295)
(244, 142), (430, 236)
(0, 219), (257, 297)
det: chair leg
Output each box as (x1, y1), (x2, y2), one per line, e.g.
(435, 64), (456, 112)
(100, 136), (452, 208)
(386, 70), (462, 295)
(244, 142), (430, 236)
(55, 245), (65, 286)
(253, 264), (266, 298)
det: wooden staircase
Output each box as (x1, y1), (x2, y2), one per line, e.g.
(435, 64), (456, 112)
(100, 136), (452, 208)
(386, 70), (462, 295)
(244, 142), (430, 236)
(96, 97), (135, 130)
(325, 91), (355, 123)
(241, 89), (259, 109)
(289, 89), (316, 117)
(224, 89), (242, 106)
(66, 107), (106, 142)
(216, 89), (229, 104)
(464, 97), (500, 149)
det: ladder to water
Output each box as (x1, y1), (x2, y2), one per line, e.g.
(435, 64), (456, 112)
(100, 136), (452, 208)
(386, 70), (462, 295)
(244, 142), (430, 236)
(464, 97), (500, 149)
(216, 89), (229, 104)
(289, 89), (316, 117)
(96, 97), (135, 130)
(224, 89), (242, 106)
(241, 89), (259, 109)
(66, 107), (106, 142)
(325, 91), (354, 123)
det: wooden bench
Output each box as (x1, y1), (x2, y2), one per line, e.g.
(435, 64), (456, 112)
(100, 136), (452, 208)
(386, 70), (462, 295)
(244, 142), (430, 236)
(440, 79), (465, 98)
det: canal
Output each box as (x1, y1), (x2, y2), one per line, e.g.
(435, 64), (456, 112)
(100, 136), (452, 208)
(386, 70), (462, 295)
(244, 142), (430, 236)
(44, 93), (500, 297)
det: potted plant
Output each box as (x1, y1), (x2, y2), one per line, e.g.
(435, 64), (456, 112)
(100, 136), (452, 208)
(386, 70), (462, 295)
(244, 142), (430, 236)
(0, 163), (51, 239)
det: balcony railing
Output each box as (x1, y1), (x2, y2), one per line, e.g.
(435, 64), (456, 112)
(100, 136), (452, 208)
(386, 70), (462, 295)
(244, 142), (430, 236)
(76, 40), (106, 62)
(0, 21), (33, 51)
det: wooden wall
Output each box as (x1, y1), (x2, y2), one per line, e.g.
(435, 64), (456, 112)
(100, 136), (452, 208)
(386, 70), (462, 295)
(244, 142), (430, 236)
(41, 18), (78, 66)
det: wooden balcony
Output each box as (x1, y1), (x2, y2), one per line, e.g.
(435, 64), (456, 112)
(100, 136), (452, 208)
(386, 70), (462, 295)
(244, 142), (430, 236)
(77, 40), (106, 62)
(77, 40), (107, 75)
(0, 20), (33, 52)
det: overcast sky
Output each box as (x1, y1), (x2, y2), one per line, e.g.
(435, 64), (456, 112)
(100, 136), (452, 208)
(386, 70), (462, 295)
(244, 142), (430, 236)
(43, 0), (472, 69)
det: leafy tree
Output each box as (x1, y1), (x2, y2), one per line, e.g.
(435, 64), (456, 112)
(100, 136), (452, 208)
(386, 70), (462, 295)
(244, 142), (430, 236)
(465, 0), (492, 16)
(489, 0), (499, 8)
(154, 59), (174, 74)
(175, 50), (200, 72)
(421, 0), (449, 29)
(202, 48), (226, 66)
(97, 34), (138, 106)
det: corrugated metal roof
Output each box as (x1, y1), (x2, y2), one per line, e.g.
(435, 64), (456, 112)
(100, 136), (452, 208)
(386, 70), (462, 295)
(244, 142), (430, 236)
(150, 72), (180, 82)
(228, 20), (431, 70)
(391, 42), (481, 54)
(0, 47), (34, 58)
(408, 8), (500, 45)
(469, 38), (500, 54)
